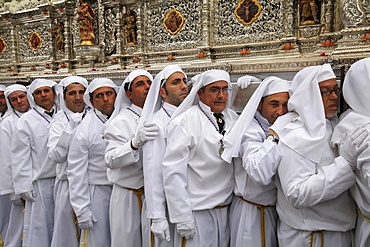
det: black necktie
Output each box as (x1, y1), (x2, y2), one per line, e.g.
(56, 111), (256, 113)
(214, 113), (225, 134)
(45, 109), (54, 118)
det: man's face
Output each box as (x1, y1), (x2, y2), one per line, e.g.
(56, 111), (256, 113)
(9, 90), (30, 113)
(126, 75), (151, 108)
(90, 87), (116, 117)
(33, 86), (56, 111)
(198, 80), (229, 113)
(319, 78), (339, 118)
(159, 72), (188, 107)
(0, 90), (7, 113)
(64, 83), (86, 113)
(258, 92), (289, 124)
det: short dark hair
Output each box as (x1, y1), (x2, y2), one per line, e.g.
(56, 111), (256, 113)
(124, 82), (132, 92)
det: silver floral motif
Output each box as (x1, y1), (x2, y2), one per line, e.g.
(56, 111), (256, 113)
(18, 21), (52, 62)
(145, 0), (202, 51)
(339, 0), (364, 28)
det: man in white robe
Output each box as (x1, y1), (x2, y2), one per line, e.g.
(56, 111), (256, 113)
(48, 76), (88, 247)
(12, 79), (59, 247)
(67, 78), (117, 247)
(163, 69), (239, 247)
(0, 85), (8, 118)
(103, 70), (159, 247)
(222, 76), (290, 247)
(273, 64), (368, 247)
(0, 84), (29, 247)
(331, 57), (370, 247)
(141, 65), (188, 247)
(0, 84), (11, 246)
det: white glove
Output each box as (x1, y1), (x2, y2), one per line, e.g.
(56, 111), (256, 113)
(269, 114), (293, 137)
(70, 112), (83, 129)
(151, 218), (170, 241)
(10, 192), (24, 207)
(339, 126), (369, 170)
(132, 122), (159, 149)
(237, 75), (261, 89)
(77, 210), (97, 229)
(21, 190), (36, 202)
(176, 218), (195, 240)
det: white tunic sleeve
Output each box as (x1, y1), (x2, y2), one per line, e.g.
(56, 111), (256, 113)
(163, 118), (193, 223)
(240, 122), (281, 186)
(48, 115), (73, 164)
(143, 124), (167, 219)
(12, 118), (34, 194)
(278, 144), (355, 208)
(104, 115), (139, 169)
(0, 118), (14, 194)
(67, 128), (91, 217)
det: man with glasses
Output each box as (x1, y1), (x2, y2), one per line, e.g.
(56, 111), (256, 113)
(163, 69), (239, 246)
(331, 57), (370, 247)
(272, 64), (368, 246)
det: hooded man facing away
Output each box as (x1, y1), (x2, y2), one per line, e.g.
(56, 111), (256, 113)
(331, 57), (370, 247)
(272, 64), (368, 247)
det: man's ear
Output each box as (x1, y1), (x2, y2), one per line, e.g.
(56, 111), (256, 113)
(125, 90), (132, 100)
(257, 101), (262, 113)
(159, 87), (166, 98)
(90, 97), (94, 107)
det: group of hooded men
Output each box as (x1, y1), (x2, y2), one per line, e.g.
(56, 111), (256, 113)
(0, 58), (369, 247)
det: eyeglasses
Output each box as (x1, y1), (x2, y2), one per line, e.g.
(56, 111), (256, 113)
(207, 87), (231, 95)
(320, 88), (341, 97)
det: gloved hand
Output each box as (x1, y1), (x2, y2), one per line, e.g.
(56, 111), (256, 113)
(70, 112), (83, 129)
(151, 218), (170, 241)
(269, 114), (294, 138)
(339, 126), (369, 170)
(237, 75), (261, 89)
(77, 210), (97, 229)
(21, 190), (36, 202)
(176, 218), (195, 240)
(10, 192), (24, 207)
(132, 122), (159, 149)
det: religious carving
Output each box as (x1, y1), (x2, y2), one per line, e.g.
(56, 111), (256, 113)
(321, 38), (335, 47)
(49, 19), (65, 52)
(164, 9), (184, 35)
(122, 9), (138, 45)
(360, 32), (370, 42)
(235, 0), (261, 26)
(197, 50), (207, 59)
(104, 8), (117, 54)
(339, 0), (364, 28)
(299, 0), (320, 26)
(0, 37), (6, 55)
(29, 32), (42, 51)
(77, 0), (95, 45)
(281, 42), (295, 50)
(240, 47), (251, 55)
(132, 56), (141, 63)
(167, 54), (176, 61)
